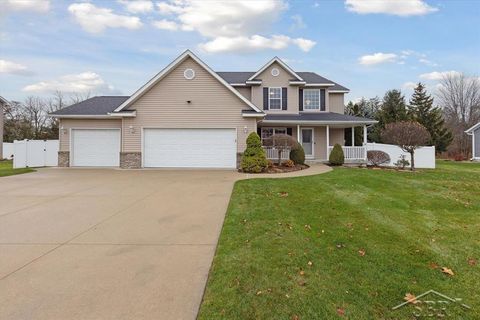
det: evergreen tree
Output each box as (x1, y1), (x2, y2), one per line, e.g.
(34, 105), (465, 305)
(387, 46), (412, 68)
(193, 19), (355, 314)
(409, 83), (453, 153)
(371, 89), (409, 142)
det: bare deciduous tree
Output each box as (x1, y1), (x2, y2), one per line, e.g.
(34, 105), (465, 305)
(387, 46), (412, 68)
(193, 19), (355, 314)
(381, 121), (430, 171)
(22, 96), (48, 139)
(437, 73), (480, 157)
(263, 134), (298, 165)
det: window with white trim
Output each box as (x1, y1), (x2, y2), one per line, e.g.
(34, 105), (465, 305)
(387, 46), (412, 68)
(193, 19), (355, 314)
(303, 89), (320, 110)
(261, 127), (287, 142)
(268, 87), (282, 110)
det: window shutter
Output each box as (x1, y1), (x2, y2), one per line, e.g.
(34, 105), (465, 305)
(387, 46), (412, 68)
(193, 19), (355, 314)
(257, 127), (261, 137)
(263, 87), (269, 110)
(320, 89), (326, 111)
(282, 87), (287, 110)
(299, 88), (303, 111)
(287, 128), (292, 136)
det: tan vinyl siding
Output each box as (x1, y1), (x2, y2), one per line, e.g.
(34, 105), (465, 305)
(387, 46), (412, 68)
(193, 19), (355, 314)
(251, 62), (298, 114)
(330, 128), (345, 146)
(123, 57), (256, 153)
(329, 93), (345, 114)
(58, 119), (122, 152)
(234, 86), (251, 101)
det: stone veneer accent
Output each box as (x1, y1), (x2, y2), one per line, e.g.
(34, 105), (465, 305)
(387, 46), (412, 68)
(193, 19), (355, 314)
(58, 151), (70, 167)
(120, 152), (142, 169)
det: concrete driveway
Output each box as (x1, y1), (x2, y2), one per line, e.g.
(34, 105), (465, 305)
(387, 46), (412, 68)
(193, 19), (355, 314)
(0, 168), (239, 320)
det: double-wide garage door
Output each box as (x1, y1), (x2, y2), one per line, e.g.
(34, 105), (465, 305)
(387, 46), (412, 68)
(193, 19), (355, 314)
(143, 128), (237, 168)
(71, 129), (120, 167)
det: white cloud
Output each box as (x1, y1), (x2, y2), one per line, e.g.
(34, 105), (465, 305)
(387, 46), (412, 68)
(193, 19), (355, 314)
(359, 52), (398, 65)
(199, 35), (316, 54)
(23, 72), (115, 94)
(420, 70), (461, 81)
(0, 0), (50, 13)
(402, 81), (417, 90)
(0, 59), (31, 75)
(154, 0), (315, 53)
(290, 14), (306, 30)
(418, 58), (438, 67)
(345, 0), (438, 17)
(152, 19), (179, 31)
(68, 3), (143, 33)
(118, 0), (153, 14)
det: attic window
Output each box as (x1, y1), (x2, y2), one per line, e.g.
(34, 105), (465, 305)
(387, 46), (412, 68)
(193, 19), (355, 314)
(184, 68), (195, 80)
(271, 68), (280, 77)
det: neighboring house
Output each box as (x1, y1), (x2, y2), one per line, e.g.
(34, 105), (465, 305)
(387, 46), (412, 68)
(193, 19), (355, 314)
(0, 96), (8, 160)
(50, 50), (376, 169)
(465, 123), (480, 161)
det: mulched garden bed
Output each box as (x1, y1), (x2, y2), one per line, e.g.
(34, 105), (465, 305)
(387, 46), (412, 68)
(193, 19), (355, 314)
(264, 164), (309, 173)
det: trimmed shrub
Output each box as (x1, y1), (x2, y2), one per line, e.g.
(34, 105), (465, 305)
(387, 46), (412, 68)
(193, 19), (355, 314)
(289, 142), (305, 165)
(367, 150), (390, 167)
(241, 132), (268, 173)
(282, 159), (295, 167)
(329, 143), (344, 166)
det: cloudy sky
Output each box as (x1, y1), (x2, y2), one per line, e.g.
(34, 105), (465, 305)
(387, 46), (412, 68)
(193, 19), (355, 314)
(1, 0), (479, 103)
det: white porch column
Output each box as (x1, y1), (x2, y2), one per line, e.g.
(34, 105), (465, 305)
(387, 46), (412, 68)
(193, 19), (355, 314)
(363, 125), (367, 145)
(351, 126), (355, 146)
(297, 124), (300, 142)
(363, 125), (368, 160)
(326, 125), (330, 159)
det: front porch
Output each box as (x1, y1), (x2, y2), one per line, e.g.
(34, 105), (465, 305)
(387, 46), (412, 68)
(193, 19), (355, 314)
(259, 124), (369, 163)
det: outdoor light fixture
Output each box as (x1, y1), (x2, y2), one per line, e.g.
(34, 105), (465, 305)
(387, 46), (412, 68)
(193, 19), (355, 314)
(244, 126), (248, 133)
(60, 126), (67, 135)
(129, 125), (135, 134)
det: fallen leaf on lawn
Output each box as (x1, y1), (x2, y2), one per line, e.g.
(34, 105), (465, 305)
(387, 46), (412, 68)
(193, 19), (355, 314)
(468, 258), (477, 266)
(256, 290), (262, 295)
(297, 279), (306, 286)
(336, 243), (345, 249)
(291, 315), (299, 320)
(441, 267), (454, 276)
(358, 249), (366, 256)
(307, 261), (313, 266)
(336, 308), (345, 316)
(304, 224), (311, 231)
(279, 192), (289, 197)
(285, 294), (290, 298)
(299, 270), (305, 276)
(404, 293), (418, 304)
(429, 262), (439, 269)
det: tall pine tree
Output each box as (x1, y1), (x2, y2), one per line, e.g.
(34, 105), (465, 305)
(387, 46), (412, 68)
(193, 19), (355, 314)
(371, 89), (409, 142)
(409, 83), (453, 153)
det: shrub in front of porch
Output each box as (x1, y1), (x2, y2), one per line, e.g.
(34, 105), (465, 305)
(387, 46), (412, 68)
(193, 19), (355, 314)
(241, 132), (268, 173)
(289, 142), (305, 165)
(367, 150), (391, 167)
(329, 143), (344, 165)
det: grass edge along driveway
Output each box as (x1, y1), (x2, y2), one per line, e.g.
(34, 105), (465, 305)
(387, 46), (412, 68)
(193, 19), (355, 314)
(198, 161), (479, 319)
(0, 160), (35, 177)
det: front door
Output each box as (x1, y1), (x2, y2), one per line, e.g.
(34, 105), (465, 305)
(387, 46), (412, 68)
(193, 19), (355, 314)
(301, 128), (314, 158)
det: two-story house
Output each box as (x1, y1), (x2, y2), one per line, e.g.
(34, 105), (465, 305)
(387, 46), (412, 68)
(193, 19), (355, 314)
(51, 50), (376, 169)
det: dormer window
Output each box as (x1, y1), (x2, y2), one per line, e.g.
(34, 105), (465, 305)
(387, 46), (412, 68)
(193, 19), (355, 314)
(268, 87), (282, 110)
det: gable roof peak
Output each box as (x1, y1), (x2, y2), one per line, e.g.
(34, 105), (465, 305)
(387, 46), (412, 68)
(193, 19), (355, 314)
(248, 56), (303, 81)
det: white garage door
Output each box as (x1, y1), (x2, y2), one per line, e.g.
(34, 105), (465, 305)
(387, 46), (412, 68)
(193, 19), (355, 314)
(143, 128), (236, 168)
(71, 129), (120, 167)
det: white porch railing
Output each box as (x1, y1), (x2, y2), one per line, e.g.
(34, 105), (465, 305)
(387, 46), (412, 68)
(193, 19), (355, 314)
(263, 147), (290, 160)
(328, 146), (366, 161)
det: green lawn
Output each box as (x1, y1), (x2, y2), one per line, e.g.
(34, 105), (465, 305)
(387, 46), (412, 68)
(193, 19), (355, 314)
(198, 161), (480, 319)
(0, 160), (35, 177)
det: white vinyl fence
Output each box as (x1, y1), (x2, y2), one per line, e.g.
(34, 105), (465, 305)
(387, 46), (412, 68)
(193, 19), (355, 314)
(13, 140), (59, 168)
(2, 143), (14, 160)
(366, 142), (435, 169)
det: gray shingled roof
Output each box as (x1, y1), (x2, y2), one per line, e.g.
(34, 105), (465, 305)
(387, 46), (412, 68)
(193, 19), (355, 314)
(50, 96), (129, 116)
(216, 71), (349, 91)
(263, 113), (376, 123)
